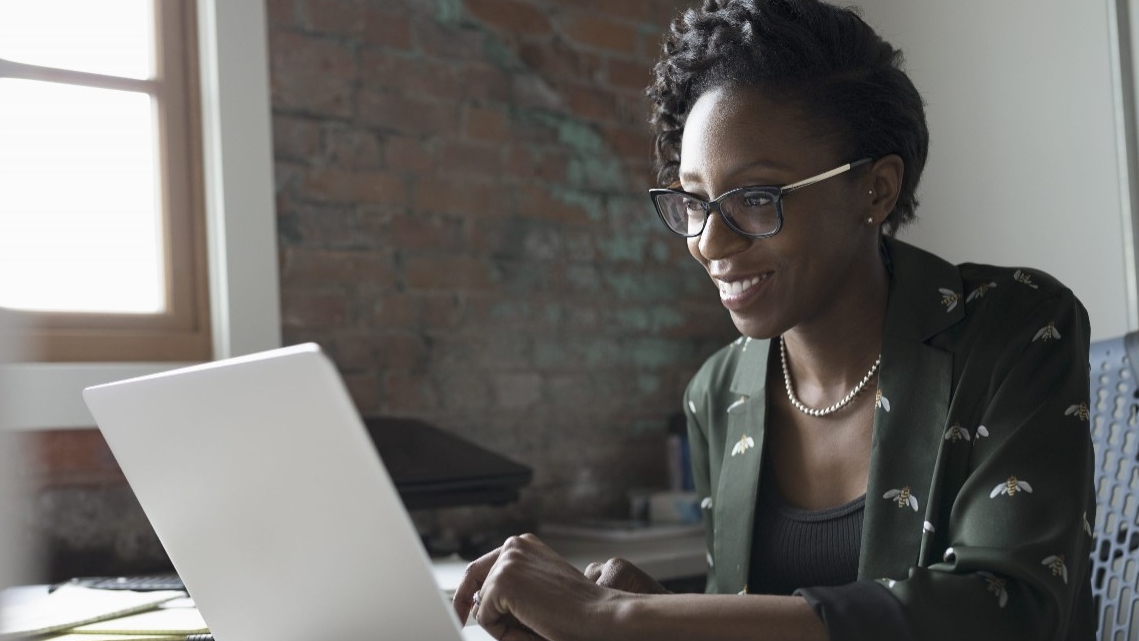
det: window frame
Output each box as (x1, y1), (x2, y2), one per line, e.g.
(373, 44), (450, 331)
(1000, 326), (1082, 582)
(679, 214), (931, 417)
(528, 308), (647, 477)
(0, 1), (213, 362)
(4, 0), (281, 430)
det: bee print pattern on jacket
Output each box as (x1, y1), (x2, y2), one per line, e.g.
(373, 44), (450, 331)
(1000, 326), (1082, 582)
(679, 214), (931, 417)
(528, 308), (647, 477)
(1033, 322), (1062, 342)
(1064, 402), (1089, 421)
(944, 424), (971, 443)
(884, 486), (919, 511)
(1041, 555), (1068, 584)
(967, 282), (997, 302)
(731, 434), (754, 457)
(978, 572), (1009, 608)
(939, 288), (961, 312)
(875, 389), (890, 412)
(990, 475), (1033, 498)
(1013, 269), (1039, 289)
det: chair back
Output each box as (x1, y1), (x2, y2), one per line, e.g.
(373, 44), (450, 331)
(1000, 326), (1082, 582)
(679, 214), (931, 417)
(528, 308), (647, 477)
(1090, 333), (1139, 639)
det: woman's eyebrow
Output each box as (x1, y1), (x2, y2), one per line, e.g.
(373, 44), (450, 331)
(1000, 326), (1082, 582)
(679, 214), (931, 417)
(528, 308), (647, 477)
(677, 159), (795, 186)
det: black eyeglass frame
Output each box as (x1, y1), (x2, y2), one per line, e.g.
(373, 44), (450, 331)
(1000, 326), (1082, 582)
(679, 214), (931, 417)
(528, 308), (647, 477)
(648, 157), (874, 239)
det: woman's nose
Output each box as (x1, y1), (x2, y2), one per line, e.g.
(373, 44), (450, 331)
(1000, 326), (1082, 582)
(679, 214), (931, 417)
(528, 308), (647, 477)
(695, 208), (751, 260)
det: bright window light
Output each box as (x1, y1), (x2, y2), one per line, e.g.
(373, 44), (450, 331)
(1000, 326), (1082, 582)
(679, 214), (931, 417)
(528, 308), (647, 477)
(0, 79), (163, 314)
(0, 0), (153, 79)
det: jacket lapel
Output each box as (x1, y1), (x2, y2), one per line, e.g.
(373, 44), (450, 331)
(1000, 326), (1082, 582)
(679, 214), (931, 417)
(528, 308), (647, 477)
(859, 239), (964, 579)
(714, 337), (769, 594)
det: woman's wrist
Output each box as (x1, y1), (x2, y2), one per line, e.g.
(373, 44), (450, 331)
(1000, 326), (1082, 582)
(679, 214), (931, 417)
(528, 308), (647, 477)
(583, 592), (829, 641)
(600, 592), (704, 641)
(603, 591), (651, 640)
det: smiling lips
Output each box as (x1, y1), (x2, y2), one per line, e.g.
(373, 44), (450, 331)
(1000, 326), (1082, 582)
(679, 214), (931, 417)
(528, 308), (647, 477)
(714, 272), (772, 303)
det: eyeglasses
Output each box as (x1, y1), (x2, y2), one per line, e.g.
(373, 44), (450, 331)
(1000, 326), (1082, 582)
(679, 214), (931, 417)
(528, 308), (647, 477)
(649, 158), (873, 239)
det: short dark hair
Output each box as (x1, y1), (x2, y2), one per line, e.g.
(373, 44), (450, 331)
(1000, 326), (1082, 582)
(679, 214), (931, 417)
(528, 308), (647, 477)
(647, 0), (929, 235)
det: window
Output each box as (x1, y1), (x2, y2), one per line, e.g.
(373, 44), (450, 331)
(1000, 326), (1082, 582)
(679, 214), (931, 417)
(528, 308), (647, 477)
(2, 0), (281, 430)
(0, 0), (210, 362)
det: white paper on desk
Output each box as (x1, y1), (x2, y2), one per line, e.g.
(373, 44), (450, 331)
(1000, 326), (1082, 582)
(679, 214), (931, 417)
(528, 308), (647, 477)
(42, 634), (184, 641)
(70, 607), (208, 635)
(0, 585), (183, 639)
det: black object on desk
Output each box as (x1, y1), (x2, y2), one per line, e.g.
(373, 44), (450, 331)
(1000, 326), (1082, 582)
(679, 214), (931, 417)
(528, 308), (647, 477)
(50, 574), (185, 593)
(363, 417), (532, 510)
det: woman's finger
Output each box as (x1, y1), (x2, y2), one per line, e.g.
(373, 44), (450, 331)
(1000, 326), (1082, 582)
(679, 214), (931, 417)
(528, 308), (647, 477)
(583, 561), (603, 582)
(477, 599), (547, 641)
(452, 546), (502, 621)
(597, 557), (632, 586)
(465, 590), (482, 625)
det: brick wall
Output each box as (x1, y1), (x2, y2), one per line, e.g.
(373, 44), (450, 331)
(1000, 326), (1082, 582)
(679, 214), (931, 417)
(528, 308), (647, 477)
(20, 430), (170, 580)
(23, 0), (740, 580)
(269, 0), (737, 533)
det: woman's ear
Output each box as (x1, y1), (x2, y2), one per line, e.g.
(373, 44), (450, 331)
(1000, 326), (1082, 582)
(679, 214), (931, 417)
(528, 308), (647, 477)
(865, 154), (904, 225)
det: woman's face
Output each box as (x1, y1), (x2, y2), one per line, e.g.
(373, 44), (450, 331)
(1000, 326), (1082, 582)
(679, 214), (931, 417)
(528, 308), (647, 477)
(680, 85), (879, 339)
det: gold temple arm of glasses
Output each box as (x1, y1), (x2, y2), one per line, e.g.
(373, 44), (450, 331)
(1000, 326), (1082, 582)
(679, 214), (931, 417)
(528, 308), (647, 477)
(781, 157), (872, 194)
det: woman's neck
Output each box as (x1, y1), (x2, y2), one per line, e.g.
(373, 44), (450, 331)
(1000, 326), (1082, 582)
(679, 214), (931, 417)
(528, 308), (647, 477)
(778, 247), (890, 396)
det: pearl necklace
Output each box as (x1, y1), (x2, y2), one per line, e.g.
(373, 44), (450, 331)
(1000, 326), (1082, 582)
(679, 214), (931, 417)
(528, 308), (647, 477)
(780, 336), (880, 417)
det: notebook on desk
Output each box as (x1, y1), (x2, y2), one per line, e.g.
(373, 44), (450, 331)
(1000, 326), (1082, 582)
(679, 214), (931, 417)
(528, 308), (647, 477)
(83, 344), (492, 641)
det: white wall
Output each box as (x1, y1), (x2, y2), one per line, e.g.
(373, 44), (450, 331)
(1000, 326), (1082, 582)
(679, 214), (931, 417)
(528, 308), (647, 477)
(856, 0), (1135, 340)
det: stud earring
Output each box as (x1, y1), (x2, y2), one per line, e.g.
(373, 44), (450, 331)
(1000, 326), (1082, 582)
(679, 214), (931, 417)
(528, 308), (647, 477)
(868, 190), (874, 196)
(866, 216), (875, 225)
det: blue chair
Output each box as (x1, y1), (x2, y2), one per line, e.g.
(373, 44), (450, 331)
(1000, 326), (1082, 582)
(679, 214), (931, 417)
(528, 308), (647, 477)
(1090, 333), (1139, 639)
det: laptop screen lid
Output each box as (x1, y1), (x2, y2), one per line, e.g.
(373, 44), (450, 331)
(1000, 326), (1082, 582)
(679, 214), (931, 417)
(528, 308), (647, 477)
(83, 343), (468, 641)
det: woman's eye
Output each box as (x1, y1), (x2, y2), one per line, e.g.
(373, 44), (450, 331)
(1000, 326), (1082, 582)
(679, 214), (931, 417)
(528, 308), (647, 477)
(683, 199), (704, 213)
(741, 193), (773, 207)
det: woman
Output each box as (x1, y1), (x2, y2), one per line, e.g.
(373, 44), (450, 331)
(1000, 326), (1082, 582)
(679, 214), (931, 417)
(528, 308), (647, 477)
(452, 1), (1097, 639)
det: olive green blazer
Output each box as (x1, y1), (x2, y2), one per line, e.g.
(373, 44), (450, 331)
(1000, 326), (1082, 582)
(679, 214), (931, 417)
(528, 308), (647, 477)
(683, 238), (1096, 639)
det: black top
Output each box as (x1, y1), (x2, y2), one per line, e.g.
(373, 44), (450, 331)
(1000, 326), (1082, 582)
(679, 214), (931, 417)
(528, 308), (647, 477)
(748, 463), (865, 595)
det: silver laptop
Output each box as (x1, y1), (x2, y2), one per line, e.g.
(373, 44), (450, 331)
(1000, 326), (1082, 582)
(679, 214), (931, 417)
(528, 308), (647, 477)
(83, 343), (489, 641)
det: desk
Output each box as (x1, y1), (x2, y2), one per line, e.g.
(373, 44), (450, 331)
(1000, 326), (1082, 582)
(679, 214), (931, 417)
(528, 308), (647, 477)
(2, 533), (705, 641)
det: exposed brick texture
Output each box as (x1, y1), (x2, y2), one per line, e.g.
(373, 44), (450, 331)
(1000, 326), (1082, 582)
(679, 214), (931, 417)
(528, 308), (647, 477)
(30, 0), (738, 577)
(271, 0), (738, 533)
(18, 430), (168, 581)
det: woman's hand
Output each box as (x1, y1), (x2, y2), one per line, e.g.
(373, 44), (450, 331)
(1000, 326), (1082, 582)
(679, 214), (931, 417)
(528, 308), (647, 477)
(584, 557), (670, 595)
(452, 533), (622, 641)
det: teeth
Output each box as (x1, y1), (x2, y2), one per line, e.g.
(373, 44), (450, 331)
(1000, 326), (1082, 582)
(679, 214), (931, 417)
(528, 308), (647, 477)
(718, 275), (763, 296)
